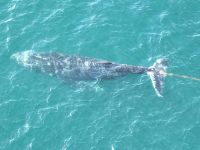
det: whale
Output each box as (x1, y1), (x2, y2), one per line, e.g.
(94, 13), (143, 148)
(11, 51), (168, 96)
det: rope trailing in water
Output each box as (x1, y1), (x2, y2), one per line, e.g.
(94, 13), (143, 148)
(163, 72), (200, 81)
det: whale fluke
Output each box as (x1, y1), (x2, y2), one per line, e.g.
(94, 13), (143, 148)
(147, 59), (168, 97)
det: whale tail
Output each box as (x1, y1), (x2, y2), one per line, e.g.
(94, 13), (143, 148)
(147, 59), (168, 97)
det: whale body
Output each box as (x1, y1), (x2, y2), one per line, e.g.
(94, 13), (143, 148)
(11, 51), (168, 96)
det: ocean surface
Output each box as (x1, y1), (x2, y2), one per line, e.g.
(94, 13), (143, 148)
(1, 0), (200, 149)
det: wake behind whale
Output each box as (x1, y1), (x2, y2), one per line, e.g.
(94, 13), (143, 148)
(11, 51), (168, 96)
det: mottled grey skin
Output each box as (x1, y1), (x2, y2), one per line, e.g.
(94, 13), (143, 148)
(11, 51), (168, 96)
(12, 51), (149, 81)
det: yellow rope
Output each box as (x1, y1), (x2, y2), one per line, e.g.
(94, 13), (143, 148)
(163, 72), (200, 81)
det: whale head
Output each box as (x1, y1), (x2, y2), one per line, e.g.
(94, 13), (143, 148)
(11, 51), (40, 68)
(11, 50), (49, 71)
(11, 51), (33, 66)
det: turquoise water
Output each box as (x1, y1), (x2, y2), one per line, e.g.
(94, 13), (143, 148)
(1, 0), (200, 149)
